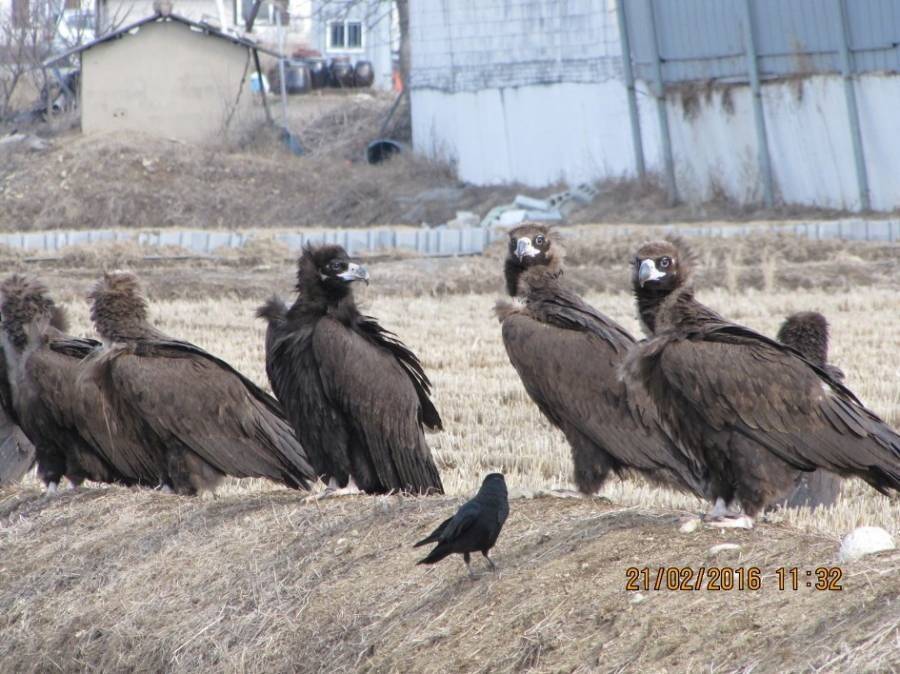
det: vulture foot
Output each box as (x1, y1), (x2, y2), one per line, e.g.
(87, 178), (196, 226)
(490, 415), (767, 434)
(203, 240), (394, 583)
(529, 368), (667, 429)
(705, 514), (754, 529)
(44, 482), (59, 498)
(305, 478), (362, 502)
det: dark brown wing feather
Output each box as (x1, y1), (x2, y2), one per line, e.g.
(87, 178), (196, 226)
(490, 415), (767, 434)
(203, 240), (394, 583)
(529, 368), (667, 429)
(501, 291), (706, 495)
(263, 303), (443, 494)
(94, 340), (314, 488)
(311, 317), (444, 493)
(16, 336), (124, 485)
(0, 356), (35, 484)
(635, 324), (900, 501)
(357, 316), (442, 431)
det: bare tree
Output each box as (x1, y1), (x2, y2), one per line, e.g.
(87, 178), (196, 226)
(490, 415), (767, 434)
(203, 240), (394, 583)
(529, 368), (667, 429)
(1, 0), (130, 123)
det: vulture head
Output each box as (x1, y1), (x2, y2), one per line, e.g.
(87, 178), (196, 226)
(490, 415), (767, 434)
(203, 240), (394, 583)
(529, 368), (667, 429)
(631, 238), (697, 334)
(296, 244), (369, 303)
(504, 224), (562, 296)
(632, 239), (695, 294)
(0, 275), (56, 351)
(88, 271), (151, 342)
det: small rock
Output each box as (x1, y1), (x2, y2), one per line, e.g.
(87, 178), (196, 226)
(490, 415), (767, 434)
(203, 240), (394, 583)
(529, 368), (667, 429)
(839, 526), (895, 562)
(679, 517), (701, 533)
(708, 543), (742, 555)
(630, 592), (647, 605)
(507, 487), (535, 500)
(27, 136), (49, 152)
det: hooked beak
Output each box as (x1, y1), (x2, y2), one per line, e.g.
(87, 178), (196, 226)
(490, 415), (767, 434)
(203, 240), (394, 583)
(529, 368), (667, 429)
(515, 238), (540, 261)
(638, 259), (666, 287)
(338, 262), (369, 285)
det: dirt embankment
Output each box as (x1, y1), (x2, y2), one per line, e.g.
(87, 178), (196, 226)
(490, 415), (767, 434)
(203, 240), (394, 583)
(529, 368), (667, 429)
(0, 487), (896, 673)
(1, 93), (867, 232)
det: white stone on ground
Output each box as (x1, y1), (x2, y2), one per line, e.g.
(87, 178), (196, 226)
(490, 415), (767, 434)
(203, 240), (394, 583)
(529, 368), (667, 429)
(839, 526), (895, 562)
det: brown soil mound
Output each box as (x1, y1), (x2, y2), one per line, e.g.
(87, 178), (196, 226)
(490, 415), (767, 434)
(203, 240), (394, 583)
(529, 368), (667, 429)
(0, 487), (896, 673)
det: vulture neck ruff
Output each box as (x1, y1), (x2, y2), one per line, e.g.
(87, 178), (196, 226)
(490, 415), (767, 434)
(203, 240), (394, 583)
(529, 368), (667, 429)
(504, 258), (564, 299)
(633, 283), (670, 335)
(91, 291), (163, 343)
(290, 282), (362, 327)
(0, 279), (55, 353)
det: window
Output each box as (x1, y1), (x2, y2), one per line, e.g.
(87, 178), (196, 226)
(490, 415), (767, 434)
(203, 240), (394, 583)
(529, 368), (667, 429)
(328, 20), (363, 49)
(235, 0), (286, 27)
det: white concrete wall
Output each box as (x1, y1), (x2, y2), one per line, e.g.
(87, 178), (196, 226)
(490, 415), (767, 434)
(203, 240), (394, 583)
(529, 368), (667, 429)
(410, 0), (627, 186)
(81, 20), (262, 144)
(412, 80), (639, 187)
(409, 0), (900, 211)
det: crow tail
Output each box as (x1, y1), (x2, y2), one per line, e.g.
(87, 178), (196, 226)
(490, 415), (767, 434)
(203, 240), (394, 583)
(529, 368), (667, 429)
(417, 544), (452, 565)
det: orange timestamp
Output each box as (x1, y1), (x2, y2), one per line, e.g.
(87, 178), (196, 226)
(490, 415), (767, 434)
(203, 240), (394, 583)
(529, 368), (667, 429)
(625, 566), (843, 592)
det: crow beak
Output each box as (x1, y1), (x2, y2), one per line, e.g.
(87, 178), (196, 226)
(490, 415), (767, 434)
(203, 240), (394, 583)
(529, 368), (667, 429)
(515, 238), (540, 261)
(638, 259), (665, 287)
(339, 262), (370, 285)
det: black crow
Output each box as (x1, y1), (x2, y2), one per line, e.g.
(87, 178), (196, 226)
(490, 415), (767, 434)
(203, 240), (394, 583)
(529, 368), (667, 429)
(415, 473), (509, 576)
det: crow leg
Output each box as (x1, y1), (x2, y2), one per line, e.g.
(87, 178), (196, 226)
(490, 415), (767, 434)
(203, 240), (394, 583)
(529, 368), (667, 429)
(482, 551), (497, 571)
(464, 552), (475, 578)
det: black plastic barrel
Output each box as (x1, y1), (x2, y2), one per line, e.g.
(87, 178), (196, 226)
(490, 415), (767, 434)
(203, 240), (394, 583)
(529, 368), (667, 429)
(306, 58), (328, 89)
(354, 61), (374, 88)
(284, 62), (311, 94)
(329, 57), (355, 88)
(366, 139), (406, 164)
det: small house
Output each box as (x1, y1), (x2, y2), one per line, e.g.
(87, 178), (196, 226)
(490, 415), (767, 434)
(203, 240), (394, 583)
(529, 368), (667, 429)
(47, 10), (280, 144)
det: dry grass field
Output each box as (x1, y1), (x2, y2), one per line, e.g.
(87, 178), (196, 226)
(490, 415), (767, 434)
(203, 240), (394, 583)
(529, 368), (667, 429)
(1, 231), (899, 672)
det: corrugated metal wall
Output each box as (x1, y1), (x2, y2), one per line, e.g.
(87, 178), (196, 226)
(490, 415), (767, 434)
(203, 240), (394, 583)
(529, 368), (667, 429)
(626, 0), (900, 84)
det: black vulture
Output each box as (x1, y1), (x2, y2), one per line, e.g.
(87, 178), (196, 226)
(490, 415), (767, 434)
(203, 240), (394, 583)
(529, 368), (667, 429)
(78, 271), (314, 495)
(0, 305), (68, 485)
(626, 239), (900, 527)
(415, 473), (509, 576)
(257, 244), (444, 496)
(496, 224), (706, 497)
(0, 275), (126, 492)
(773, 312), (843, 509)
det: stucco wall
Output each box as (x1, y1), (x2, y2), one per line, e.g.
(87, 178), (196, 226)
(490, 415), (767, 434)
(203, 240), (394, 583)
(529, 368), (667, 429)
(81, 20), (261, 144)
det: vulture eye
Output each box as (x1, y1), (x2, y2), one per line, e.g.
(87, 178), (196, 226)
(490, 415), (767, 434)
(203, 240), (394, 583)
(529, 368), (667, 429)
(534, 235), (545, 246)
(328, 260), (344, 272)
(659, 257), (672, 269)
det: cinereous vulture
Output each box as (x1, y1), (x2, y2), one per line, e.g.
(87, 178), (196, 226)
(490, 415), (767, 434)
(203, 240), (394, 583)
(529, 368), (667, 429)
(773, 312), (843, 509)
(495, 224), (705, 497)
(627, 239), (900, 527)
(0, 275), (127, 492)
(415, 473), (509, 577)
(257, 244), (444, 496)
(0, 305), (69, 485)
(79, 272), (314, 495)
